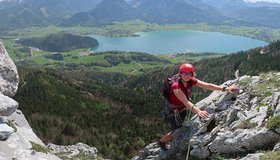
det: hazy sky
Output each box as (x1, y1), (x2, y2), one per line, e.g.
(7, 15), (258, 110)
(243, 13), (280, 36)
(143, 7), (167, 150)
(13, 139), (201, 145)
(245, 0), (280, 3)
(0, 0), (280, 3)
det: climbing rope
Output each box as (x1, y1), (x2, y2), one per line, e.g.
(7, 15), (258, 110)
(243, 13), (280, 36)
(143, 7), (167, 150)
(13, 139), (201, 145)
(186, 108), (193, 160)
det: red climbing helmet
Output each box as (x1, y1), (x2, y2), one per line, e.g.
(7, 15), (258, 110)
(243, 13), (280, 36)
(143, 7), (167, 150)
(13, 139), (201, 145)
(179, 63), (194, 74)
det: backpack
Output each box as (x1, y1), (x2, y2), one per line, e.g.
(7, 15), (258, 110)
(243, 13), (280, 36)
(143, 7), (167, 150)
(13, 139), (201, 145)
(162, 73), (192, 102)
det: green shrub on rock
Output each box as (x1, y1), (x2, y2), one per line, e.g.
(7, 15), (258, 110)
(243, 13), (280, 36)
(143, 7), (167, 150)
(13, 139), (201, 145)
(267, 115), (280, 130)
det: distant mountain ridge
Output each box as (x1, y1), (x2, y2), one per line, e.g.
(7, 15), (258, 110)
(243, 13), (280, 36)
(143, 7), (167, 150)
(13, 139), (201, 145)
(0, 0), (19, 10)
(62, 0), (280, 28)
(63, 0), (227, 26)
(0, 0), (280, 30)
(61, 0), (134, 26)
(0, 0), (102, 12)
(0, 0), (101, 29)
(89, 0), (134, 23)
(132, 0), (226, 24)
(202, 0), (280, 28)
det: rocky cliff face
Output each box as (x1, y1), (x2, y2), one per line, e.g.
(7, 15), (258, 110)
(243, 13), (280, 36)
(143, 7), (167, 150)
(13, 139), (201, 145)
(0, 40), (61, 159)
(133, 72), (280, 160)
(0, 40), (100, 160)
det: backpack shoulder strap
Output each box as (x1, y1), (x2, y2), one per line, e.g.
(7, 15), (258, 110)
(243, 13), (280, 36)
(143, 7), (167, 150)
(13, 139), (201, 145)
(188, 79), (193, 87)
(178, 80), (191, 101)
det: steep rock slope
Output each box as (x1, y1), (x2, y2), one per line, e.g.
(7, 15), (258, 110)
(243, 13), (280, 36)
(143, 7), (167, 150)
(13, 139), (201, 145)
(0, 40), (60, 159)
(0, 40), (101, 160)
(133, 72), (280, 159)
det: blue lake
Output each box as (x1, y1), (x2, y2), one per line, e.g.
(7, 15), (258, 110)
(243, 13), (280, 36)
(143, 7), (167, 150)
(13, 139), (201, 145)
(90, 30), (268, 54)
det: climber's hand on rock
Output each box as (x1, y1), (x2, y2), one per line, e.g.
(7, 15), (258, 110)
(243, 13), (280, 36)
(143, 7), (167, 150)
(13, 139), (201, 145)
(197, 110), (209, 118)
(226, 84), (239, 93)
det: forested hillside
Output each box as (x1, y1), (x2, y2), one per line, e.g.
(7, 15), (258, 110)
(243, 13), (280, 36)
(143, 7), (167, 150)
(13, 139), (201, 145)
(15, 67), (164, 159)
(14, 40), (280, 159)
(16, 33), (98, 52)
(14, 52), (171, 159)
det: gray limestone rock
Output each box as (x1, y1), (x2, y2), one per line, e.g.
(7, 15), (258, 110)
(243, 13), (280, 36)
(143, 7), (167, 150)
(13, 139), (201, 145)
(239, 153), (265, 160)
(0, 93), (18, 116)
(0, 119), (14, 141)
(0, 41), (19, 97)
(0, 110), (61, 160)
(48, 142), (98, 158)
(273, 142), (280, 151)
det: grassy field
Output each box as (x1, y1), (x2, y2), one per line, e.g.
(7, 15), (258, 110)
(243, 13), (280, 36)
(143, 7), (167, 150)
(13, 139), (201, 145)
(22, 49), (223, 75)
(16, 47), (225, 75)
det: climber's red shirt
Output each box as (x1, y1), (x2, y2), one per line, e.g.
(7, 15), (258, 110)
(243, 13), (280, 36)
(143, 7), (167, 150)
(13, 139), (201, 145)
(168, 77), (198, 111)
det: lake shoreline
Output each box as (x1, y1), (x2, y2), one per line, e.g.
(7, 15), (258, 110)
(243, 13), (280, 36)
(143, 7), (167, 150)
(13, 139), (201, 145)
(90, 29), (268, 55)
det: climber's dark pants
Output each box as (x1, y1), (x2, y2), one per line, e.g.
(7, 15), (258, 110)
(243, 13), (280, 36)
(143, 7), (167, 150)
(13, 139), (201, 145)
(165, 103), (187, 132)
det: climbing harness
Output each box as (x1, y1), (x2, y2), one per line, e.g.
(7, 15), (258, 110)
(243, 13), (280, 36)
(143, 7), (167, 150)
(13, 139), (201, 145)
(174, 109), (183, 126)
